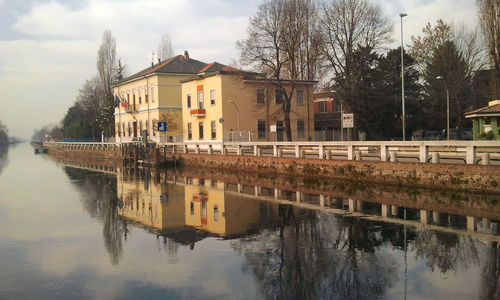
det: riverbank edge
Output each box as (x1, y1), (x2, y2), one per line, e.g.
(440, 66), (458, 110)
(46, 146), (500, 194)
(174, 153), (500, 194)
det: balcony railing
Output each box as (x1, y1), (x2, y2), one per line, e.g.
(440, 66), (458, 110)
(190, 109), (206, 117)
(124, 104), (137, 112)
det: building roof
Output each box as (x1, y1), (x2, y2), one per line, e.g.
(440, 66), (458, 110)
(465, 100), (500, 118)
(198, 62), (239, 73)
(313, 91), (335, 101)
(113, 52), (208, 86)
(180, 62), (258, 83)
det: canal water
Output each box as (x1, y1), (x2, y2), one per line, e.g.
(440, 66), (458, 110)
(0, 143), (499, 300)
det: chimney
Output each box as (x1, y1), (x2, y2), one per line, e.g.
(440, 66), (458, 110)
(184, 50), (189, 61)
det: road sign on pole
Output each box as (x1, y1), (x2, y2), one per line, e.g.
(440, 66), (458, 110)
(342, 113), (354, 128)
(158, 122), (167, 132)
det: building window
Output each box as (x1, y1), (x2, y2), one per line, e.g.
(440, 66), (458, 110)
(122, 123), (125, 137)
(296, 89), (304, 105)
(275, 89), (283, 104)
(334, 101), (341, 112)
(214, 205), (219, 221)
(187, 123), (192, 140)
(318, 101), (326, 113)
(257, 120), (266, 139)
(198, 91), (204, 109)
(211, 120), (216, 139)
(199, 122), (204, 139)
(297, 120), (305, 138)
(127, 93), (130, 103)
(257, 88), (265, 105)
(210, 89), (216, 105)
(187, 94), (191, 108)
(152, 120), (157, 136)
(151, 87), (155, 103)
(138, 91), (142, 104)
(485, 117), (491, 125)
(190, 201), (194, 216)
(139, 121), (143, 133)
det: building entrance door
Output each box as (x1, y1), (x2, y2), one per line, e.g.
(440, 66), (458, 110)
(277, 121), (284, 141)
(133, 122), (137, 137)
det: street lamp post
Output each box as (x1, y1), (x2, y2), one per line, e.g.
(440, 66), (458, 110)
(436, 76), (450, 140)
(228, 100), (240, 141)
(400, 12), (408, 141)
(340, 100), (343, 142)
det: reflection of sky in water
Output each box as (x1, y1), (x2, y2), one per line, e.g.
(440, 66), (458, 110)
(0, 143), (498, 299)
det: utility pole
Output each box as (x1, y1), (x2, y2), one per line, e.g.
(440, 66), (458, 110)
(400, 13), (408, 141)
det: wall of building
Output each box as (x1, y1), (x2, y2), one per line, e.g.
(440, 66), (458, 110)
(474, 117), (499, 140)
(113, 74), (188, 141)
(181, 74), (315, 142)
(181, 75), (223, 142)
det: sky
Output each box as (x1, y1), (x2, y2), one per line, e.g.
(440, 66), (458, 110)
(0, 0), (479, 139)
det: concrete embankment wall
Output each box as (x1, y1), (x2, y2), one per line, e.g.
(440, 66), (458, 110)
(48, 147), (122, 162)
(176, 153), (500, 194)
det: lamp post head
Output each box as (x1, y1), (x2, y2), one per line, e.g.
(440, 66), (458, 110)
(436, 76), (443, 80)
(399, 13), (407, 18)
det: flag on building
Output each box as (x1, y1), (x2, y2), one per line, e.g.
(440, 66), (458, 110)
(113, 95), (121, 108)
(121, 100), (130, 108)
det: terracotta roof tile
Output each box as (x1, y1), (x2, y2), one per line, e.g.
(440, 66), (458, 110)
(198, 62), (239, 73)
(465, 104), (500, 115)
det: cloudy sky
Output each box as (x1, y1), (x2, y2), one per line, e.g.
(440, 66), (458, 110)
(0, 0), (478, 139)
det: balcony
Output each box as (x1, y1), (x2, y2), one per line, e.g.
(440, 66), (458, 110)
(123, 104), (137, 113)
(190, 109), (206, 117)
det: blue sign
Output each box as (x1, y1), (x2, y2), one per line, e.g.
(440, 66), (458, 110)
(158, 122), (167, 132)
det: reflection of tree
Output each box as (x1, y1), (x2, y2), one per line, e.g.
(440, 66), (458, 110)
(480, 241), (500, 300)
(0, 146), (8, 175)
(233, 207), (397, 299)
(414, 229), (479, 273)
(63, 167), (126, 264)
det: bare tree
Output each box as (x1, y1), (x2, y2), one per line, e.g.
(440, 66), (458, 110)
(477, 0), (500, 97)
(97, 30), (116, 98)
(318, 0), (392, 137)
(319, 0), (392, 79)
(157, 33), (174, 61)
(96, 30), (118, 136)
(238, 0), (320, 141)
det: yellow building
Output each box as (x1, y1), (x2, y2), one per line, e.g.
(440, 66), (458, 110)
(112, 51), (208, 143)
(181, 63), (316, 143)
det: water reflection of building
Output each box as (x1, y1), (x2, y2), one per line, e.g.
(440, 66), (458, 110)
(183, 178), (304, 238)
(117, 169), (186, 234)
(116, 169), (311, 243)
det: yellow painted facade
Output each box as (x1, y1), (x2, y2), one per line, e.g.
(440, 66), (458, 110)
(181, 73), (316, 142)
(112, 53), (208, 143)
(113, 74), (188, 143)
